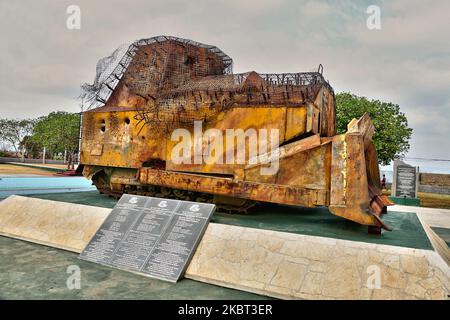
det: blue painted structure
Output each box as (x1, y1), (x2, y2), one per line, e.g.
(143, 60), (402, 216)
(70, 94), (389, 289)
(0, 177), (96, 199)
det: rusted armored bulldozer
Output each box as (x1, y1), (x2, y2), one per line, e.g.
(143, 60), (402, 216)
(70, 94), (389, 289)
(80, 36), (392, 232)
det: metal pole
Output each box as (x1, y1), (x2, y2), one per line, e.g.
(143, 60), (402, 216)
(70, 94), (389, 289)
(42, 147), (46, 164)
(416, 166), (420, 198)
(391, 160), (397, 197)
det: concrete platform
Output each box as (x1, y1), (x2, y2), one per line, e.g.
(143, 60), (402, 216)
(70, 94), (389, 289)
(389, 204), (450, 264)
(0, 195), (108, 252)
(432, 228), (450, 247)
(390, 205), (450, 229)
(0, 236), (264, 300)
(187, 224), (449, 299)
(0, 195), (448, 299)
(26, 191), (434, 250)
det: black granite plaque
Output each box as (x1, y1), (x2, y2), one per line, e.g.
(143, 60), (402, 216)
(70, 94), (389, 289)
(79, 194), (215, 282)
(395, 165), (417, 198)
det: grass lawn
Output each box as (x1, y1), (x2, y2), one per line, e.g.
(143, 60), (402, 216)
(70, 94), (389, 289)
(0, 163), (54, 176)
(418, 192), (450, 209)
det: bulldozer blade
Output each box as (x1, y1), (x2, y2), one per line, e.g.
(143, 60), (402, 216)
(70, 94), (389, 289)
(329, 113), (393, 232)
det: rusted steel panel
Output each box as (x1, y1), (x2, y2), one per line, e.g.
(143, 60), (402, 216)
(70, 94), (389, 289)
(365, 142), (382, 190)
(347, 112), (375, 150)
(244, 134), (324, 185)
(344, 133), (370, 211)
(81, 110), (165, 168)
(285, 106), (307, 140)
(329, 133), (390, 229)
(245, 134), (321, 171)
(275, 145), (329, 188)
(330, 135), (347, 206)
(165, 106), (289, 176)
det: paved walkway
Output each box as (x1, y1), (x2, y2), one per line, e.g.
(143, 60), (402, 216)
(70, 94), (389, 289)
(390, 204), (450, 248)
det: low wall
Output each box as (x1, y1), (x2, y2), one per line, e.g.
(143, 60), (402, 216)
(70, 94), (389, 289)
(419, 185), (450, 195)
(419, 173), (450, 195)
(0, 195), (108, 252)
(186, 224), (449, 300)
(420, 173), (450, 186)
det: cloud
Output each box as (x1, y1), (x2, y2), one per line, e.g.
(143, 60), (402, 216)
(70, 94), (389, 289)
(0, 0), (448, 166)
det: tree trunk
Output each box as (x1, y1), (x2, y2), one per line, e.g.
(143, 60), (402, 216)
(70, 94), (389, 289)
(67, 152), (75, 170)
(67, 153), (72, 170)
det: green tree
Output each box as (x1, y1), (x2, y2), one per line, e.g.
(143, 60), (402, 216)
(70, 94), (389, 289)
(0, 118), (35, 158)
(20, 135), (42, 159)
(336, 92), (413, 166)
(31, 112), (81, 169)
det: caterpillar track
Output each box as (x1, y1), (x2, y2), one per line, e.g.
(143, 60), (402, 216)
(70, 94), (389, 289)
(97, 184), (258, 214)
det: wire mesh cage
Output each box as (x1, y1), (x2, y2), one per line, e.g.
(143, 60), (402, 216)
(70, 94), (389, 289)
(81, 36), (334, 134)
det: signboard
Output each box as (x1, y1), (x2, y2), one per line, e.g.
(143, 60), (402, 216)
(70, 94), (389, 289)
(394, 164), (417, 198)
(79, 194), (215, 282)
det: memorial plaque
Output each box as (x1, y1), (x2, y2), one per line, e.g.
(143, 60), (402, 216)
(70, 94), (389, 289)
(395, 165), (417, 198)
(79, 194), (215, 282)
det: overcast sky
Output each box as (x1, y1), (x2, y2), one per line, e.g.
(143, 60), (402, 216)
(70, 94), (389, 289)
(0, 0), (449, 172)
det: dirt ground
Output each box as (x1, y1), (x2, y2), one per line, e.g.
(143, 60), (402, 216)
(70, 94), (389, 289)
(0, 164), (55, 176)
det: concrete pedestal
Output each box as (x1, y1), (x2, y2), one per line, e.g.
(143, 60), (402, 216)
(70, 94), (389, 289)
(0, 195), (448, 300)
